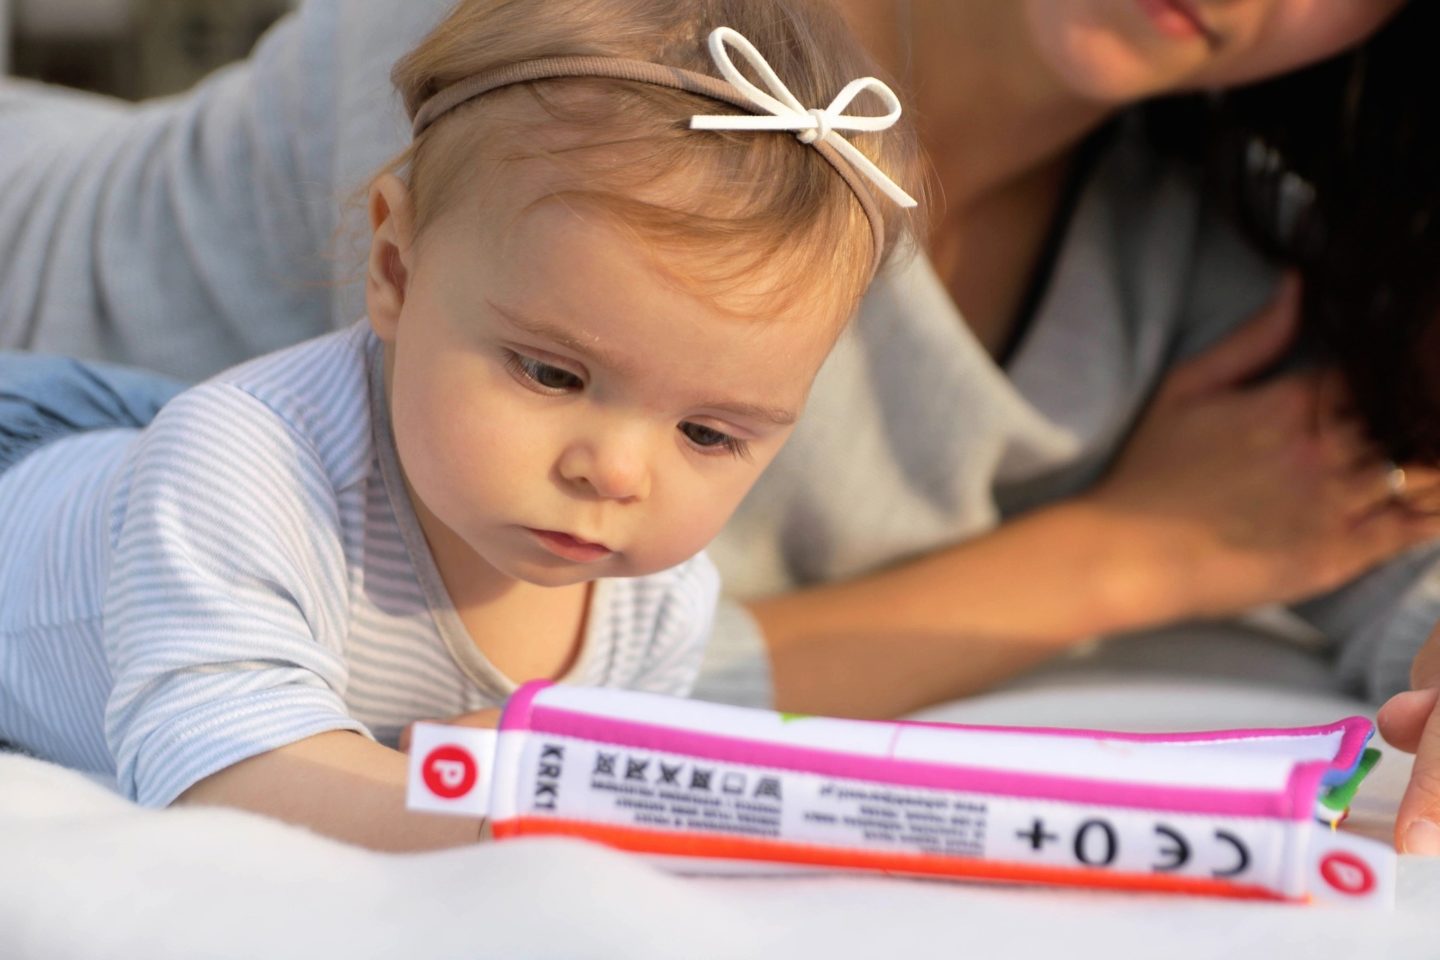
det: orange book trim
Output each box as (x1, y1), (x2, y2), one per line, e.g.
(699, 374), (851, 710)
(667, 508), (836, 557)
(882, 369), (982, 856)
(492, 817), (1294, 902)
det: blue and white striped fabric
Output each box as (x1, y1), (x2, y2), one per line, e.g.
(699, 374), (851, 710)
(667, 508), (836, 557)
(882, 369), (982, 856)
(0, 323), (719, 806)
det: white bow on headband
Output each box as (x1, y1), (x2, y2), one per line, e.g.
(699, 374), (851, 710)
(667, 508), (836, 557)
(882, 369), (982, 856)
(689, 27), (918, 209)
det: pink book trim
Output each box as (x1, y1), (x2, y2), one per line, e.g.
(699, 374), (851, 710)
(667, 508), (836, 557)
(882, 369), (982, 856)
(509, 682), (1370, 817)
(526, 708), (1289, 819)
(895, 715), (1373, 787)
(500, 682), (1363, 820)
(897, 715), (1368, 756)
(499, 679), (548, 734)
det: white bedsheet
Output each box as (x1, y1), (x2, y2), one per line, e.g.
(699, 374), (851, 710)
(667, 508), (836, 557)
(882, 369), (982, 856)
(4, 627), (1439, 960)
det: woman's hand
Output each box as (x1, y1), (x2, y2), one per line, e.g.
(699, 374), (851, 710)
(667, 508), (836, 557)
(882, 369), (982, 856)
(398, 708), (503, 753)
(1086, 275), (1440, 624)
(1377, 626), (1440, 854)
(756, 277), (1440, 721)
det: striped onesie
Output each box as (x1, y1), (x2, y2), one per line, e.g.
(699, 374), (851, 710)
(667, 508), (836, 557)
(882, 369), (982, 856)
(0, 323), (719, 806)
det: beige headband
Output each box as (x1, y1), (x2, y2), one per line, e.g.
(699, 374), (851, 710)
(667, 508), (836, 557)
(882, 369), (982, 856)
(410, 27), (917, 271)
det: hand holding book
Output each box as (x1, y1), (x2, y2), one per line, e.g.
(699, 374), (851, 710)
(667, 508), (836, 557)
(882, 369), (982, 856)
(1378, 621), (1440, 856)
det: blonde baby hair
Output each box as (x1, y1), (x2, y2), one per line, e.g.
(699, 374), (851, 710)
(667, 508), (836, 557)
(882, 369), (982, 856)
(382, 0), (927, 319)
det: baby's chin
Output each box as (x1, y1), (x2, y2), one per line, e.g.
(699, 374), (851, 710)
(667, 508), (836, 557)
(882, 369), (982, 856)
(500, 550), (691, 588)
(511, 568), (608, 589)
(497, 554), (623, 589)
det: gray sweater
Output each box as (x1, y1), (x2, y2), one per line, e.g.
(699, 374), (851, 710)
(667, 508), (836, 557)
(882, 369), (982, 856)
(2, 0), (1434, 707)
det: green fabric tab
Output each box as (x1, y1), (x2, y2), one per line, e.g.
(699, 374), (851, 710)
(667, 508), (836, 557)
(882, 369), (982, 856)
(1319, 748), (1382, 813)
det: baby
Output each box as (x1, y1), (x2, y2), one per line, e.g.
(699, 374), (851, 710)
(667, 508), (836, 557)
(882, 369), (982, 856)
(0, 0), (921, 849)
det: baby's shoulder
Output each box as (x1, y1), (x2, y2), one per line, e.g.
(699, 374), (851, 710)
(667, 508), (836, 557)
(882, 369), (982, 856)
(154, 326), (377, 489)
(212, 325), (372, 425)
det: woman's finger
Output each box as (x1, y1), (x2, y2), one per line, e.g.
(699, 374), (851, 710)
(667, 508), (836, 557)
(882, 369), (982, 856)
(1332, 458), (1407, 526)
(1338, 459), (1440, 521)
(1399, 479), (1440, 517)
(1378, 688), (1439, 753)
(1393, 690), (1440, 855)
(1388, 464), (1440, 517)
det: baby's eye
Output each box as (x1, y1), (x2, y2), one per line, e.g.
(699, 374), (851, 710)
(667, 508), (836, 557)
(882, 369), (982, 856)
(680, 422), (750, 460)
(506, 352), (583, 393)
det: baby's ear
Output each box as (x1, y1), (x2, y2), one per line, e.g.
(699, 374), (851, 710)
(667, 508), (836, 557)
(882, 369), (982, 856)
(365, 174), (417, 343)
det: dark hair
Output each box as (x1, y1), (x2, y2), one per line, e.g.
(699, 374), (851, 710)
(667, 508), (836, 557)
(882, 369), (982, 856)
(1150, 1), (1440, 462)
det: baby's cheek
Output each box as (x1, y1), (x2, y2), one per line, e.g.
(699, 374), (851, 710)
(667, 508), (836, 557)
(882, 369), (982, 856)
(408, 363), (522, 467)
(423, 410), (527, 503)
(391, 387), (487, 506)
(647, 483), (747, 570)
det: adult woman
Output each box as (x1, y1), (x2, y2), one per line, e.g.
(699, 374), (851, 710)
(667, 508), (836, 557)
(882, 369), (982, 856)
(1, 0), (1436, 848)
(710, 0), (1434, 711)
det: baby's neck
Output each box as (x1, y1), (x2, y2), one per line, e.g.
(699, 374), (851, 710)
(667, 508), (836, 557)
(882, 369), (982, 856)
(449, 578), (592, 684)
(409, 487), (593, 684)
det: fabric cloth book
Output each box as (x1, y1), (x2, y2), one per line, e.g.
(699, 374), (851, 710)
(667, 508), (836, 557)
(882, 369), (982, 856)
(407, 681), (1394, 907)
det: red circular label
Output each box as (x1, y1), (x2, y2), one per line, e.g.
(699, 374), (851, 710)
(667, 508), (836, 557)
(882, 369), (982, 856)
(1319, 852), (1375, 896)
(422, 744), (478, 799)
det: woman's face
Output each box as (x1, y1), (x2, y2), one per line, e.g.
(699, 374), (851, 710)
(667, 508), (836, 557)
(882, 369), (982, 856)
(1023, 0), (1407, 103)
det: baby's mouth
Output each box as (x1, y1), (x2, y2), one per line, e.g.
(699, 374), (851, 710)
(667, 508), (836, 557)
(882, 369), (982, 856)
(525, 528), (615, 563)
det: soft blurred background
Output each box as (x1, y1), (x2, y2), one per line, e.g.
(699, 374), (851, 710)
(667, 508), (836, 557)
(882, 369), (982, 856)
(1, 0), (296, 97)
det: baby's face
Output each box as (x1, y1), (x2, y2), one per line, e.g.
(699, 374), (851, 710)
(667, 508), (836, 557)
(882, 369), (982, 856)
(369, 174), (843, 588)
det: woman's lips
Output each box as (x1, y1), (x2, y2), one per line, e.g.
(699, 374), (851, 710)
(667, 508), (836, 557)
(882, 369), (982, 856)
(1136, 0), (1217, 45)
(527, 528), (615, 563)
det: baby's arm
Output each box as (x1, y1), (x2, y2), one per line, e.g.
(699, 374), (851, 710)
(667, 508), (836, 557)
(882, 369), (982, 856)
(101, 381), (475, 848)
(182, 709), (503, 850)
(175, 730), (481, 851)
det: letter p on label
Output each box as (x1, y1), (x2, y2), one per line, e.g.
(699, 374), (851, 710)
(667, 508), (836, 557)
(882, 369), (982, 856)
(406, 722), (498, 817)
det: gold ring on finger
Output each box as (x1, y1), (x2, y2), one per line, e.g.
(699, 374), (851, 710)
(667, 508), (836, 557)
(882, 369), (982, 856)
(1385, 460), (1410, 503)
